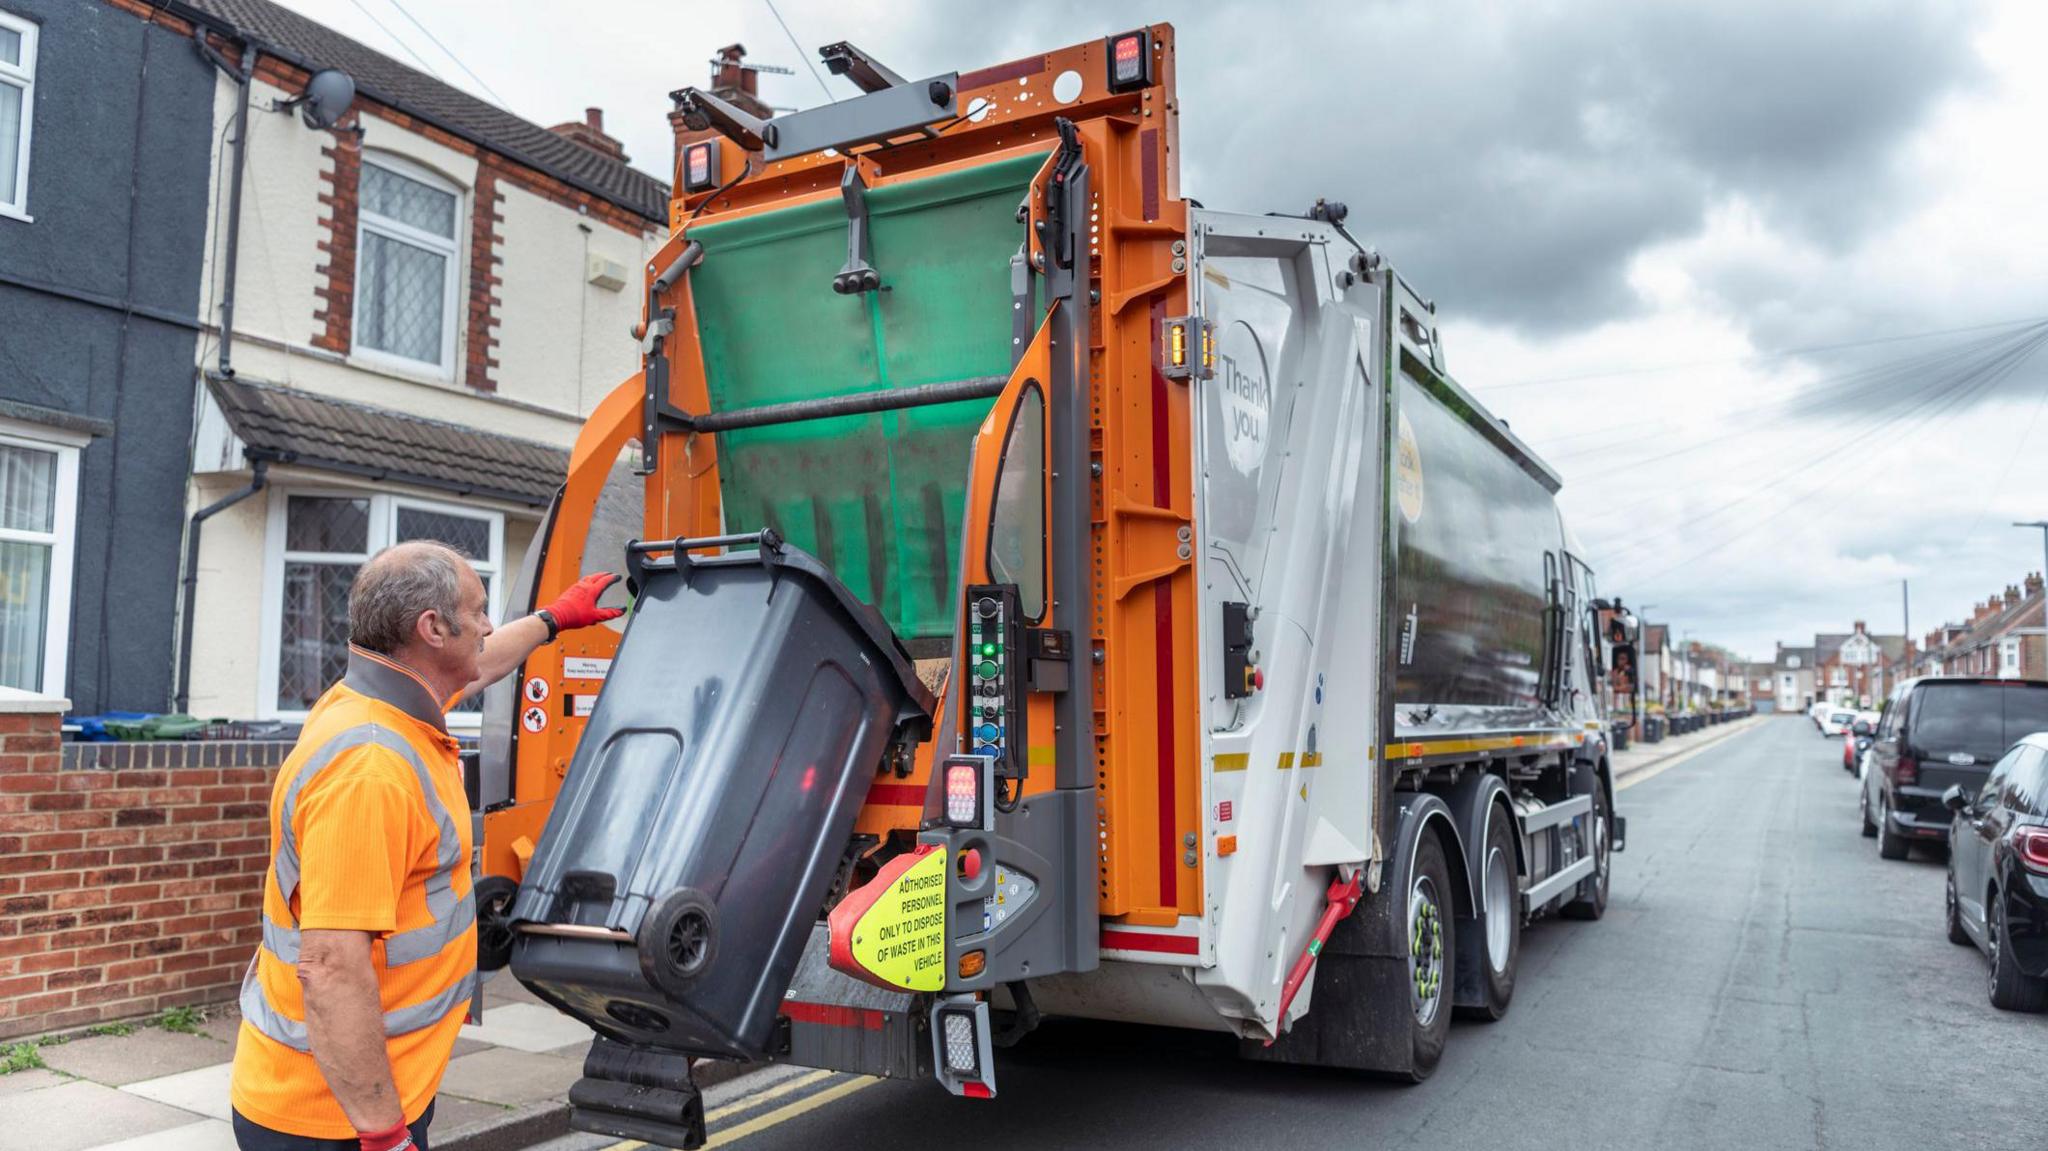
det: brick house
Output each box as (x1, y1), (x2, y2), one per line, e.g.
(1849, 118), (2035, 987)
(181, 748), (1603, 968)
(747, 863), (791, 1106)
(1774, 643), (1815, 712)
(1925, 574), (2046, 680)
(1812, 621), (1907, 708)
(155, 0), (670, 725)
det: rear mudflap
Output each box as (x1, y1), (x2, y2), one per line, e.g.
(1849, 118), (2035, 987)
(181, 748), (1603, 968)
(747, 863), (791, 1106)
(780, 924), (930, 1080)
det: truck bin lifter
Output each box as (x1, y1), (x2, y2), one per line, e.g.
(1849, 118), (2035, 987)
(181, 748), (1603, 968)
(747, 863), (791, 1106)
(459, 24), (1641, 1149)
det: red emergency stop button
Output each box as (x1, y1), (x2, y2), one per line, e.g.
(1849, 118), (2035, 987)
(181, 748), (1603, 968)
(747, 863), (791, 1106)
(959, 848), (983, 880)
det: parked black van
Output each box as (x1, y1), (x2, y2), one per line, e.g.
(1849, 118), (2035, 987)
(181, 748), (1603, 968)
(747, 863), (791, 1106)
(1861, 677), (2048, 860)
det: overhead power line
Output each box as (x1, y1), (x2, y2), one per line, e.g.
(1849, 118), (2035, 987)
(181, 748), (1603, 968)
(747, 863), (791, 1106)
(382, 0), (513, 109)
(1478, 315), (2048, 392)
(1606, 327), (2048, 587)
(763, 0), (834, 101)
(347, 0), (444, 81)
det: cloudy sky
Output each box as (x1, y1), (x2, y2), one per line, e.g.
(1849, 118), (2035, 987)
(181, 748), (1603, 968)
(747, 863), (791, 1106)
(276, 0), (2048, 661)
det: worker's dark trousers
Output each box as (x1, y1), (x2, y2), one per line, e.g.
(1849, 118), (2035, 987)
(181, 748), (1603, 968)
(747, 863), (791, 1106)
(231, 1100), (434, 1150)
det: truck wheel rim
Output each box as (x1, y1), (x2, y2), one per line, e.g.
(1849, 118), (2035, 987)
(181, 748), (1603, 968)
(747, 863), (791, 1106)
(1484, 845), (1512, 971)
(1410, 874), (1444, 1025)
(1594, 810), (1610, 884)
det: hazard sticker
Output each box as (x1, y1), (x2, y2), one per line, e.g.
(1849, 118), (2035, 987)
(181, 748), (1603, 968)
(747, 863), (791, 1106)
(568, 694), (596, 718)
(523, 677), (550, 703)
(562, 657), (611, 681)
(829, 846), (948, 992)
(1217, 800), (1234, 823)
(521, 706), (547, 733)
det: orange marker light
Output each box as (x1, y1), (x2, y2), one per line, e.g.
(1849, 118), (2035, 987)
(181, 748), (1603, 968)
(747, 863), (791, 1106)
(959, 950), (986, 979)
(1217, 835), (1238, 857)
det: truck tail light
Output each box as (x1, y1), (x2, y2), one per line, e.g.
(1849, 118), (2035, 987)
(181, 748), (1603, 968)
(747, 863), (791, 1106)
(943, 756), (991, 830)
(682, 141), (720, 192)
(930, 996), (996, 1097)
(1895, 755), (1918, 786)
(2016, 827), (2048, 874)
(1105, 28), (1154, 93)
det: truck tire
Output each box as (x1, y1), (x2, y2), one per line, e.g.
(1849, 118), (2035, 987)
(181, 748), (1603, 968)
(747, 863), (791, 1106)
(1987, 889), (2048, 1012)
(639, 888), (718, 1001)
(1562, 773), (1609, 921)
(1454, 806), (1519, 1022)
(1876, 796), (1911, 860)
(1401, 833), (1454, 1081)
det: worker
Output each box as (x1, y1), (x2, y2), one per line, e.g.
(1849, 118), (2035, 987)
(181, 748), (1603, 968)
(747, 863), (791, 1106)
(230, 541), (623, 1151)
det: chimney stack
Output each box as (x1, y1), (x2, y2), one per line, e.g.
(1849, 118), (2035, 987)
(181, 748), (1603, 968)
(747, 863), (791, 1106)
(2006, 585), (2023, 609)
(548, 105), (628, 163)
(2027, 572), (2044, 598)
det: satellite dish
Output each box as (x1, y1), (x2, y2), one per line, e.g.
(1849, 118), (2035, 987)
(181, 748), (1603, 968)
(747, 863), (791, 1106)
(289, 69), (357, 130)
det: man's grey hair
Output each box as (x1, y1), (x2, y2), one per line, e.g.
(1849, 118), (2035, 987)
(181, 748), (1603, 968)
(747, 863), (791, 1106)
(349, 540), (470, 654)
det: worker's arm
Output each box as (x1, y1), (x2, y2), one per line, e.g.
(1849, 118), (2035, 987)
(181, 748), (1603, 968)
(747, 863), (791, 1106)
(462, 572), (625, 697)
(297, 928), (406, 1133)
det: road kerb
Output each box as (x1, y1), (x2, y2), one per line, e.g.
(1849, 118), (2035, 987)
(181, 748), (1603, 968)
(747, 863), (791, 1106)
(1616, 715), (1769, 791)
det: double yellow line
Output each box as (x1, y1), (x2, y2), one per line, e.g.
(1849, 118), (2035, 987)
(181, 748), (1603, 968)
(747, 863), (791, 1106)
(601, 1068), (880, 1150)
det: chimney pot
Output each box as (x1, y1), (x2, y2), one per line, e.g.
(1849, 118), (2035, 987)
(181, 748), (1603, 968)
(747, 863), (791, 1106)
(586, 107), (603, 132)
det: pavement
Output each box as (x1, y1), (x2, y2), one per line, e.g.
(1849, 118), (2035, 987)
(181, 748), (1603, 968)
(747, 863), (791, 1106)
(530, 715), (2044, 1151)
(0, 972), (607, 1151)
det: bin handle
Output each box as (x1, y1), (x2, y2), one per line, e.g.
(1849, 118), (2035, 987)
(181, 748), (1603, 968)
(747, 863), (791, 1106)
(624, 529), (785, 589)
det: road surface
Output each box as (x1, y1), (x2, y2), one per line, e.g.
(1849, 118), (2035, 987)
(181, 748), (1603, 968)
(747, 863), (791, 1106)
(538, 717), (2043, 1151)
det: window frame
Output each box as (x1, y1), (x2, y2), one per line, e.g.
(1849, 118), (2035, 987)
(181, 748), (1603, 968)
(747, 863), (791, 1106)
(259, 487), (504, 725)
(0, 421), (80, 694)
(0, 7), (37, 223)
(983, 381), (1047, 623)
(351, 152), (464, 379)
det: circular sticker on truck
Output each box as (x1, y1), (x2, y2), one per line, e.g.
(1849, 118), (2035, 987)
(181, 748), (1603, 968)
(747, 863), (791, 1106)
(523, 676), (550, 703)
(1396, 410), (1425, 523)
(521, 706), (547, 733)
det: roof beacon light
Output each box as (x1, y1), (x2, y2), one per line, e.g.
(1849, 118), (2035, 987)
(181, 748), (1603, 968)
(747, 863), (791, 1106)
(1162, 316), (1209, 381)
(683, 141), (720, 193)
(1106, 28), (1153, 93)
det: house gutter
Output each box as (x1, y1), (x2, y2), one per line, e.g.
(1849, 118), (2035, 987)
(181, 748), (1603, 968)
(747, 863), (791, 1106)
(175, 453), (269, 713)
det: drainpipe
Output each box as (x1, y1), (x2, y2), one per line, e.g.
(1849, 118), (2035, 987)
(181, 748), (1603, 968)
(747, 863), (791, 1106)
(175, 455), (269, 713)
(194, 27), (255, 378)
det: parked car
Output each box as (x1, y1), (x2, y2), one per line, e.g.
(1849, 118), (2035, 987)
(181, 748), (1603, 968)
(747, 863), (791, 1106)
(1843, 719), (1874, 773)
(1819, 708), (1858, 738)
(1863, 677), (2048, 860)
(1810, 701), (1832, 729)
(1941, 733), (2048, 1011)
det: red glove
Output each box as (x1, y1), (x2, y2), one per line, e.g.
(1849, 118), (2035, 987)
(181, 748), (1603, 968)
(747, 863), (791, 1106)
(358, 1120), (415, 1151)
(541, 572), (626, 632)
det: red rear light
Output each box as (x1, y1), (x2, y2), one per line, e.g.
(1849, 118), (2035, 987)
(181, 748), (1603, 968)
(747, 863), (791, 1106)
(1895, 755), (1918, 786)
(1104, 28), (1154, 92)
(2016, 827), (2048, 874)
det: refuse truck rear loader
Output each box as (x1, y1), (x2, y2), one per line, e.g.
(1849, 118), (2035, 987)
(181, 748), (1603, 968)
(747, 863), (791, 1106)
(465, 24), (1640, 1148)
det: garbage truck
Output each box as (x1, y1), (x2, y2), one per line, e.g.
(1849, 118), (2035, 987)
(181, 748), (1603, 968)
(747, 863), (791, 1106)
(466, 23), (1638, 1148)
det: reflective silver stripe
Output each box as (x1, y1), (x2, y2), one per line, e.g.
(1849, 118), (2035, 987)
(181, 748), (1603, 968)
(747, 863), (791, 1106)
(246, 720), (476, 1051)
(240, 954), (476, 1053)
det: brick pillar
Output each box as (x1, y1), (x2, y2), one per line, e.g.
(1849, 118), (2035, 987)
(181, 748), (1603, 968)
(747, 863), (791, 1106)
(313, 115), (363, 354)
(465, 160), (505, 393)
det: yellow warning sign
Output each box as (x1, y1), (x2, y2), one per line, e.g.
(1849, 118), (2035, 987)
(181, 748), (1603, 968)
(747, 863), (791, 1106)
(847, 847), (949, 991)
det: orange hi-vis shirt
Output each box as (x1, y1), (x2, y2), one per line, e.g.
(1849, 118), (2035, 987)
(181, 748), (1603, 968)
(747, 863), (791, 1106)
(231, 646), (477, 1138)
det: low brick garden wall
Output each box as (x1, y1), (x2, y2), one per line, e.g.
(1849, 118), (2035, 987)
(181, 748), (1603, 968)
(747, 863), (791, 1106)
(0, 705), (294, 1041)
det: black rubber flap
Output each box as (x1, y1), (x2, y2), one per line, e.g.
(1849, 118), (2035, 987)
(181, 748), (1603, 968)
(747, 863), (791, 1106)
(510, 539), (934, 1060)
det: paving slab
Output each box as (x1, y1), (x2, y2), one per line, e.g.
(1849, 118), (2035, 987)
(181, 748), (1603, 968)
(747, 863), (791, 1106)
(458, 1002), (593, 1054)
(38, 1026), (232, 1086)
(0, 1079), (199, 1151)
(120, 1060), (235, 1121)
(198, 1008), (243, 1046)
(430, 1094), (511, 1137)
(0, 1067), (69, 1098)
(438, 1047), (583, 1107)
(90, 1117), (237, 1151)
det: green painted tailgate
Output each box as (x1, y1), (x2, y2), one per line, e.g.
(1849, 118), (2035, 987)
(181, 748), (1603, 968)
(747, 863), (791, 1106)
(687, 151), (1046, 640)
